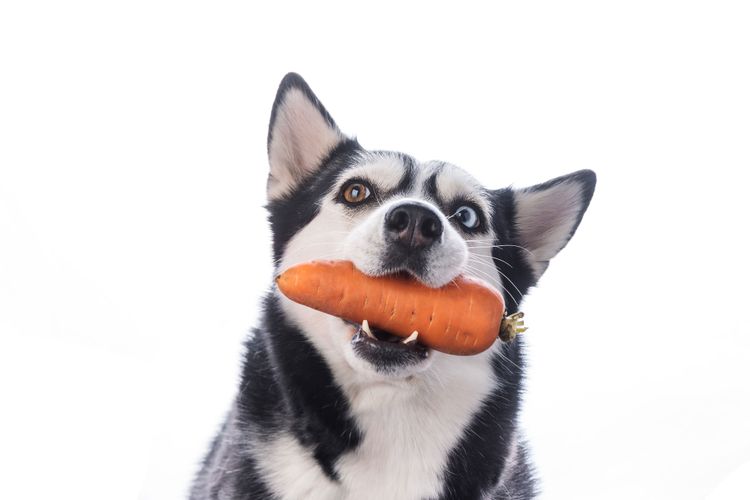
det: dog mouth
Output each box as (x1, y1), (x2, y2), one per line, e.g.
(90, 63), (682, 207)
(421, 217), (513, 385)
(347, 319), (431, 371)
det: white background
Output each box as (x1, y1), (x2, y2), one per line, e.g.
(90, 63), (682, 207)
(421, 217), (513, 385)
(1, 1), (749, 499)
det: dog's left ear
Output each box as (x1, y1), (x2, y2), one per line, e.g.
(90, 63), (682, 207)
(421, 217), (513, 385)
(266, 73), (347, 200)
(511, 169), (596, 279)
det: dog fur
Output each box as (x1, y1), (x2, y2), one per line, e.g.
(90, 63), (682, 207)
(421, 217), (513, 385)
(190, 73), (596, 500)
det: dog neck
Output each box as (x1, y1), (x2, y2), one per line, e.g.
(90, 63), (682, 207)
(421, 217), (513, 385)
(231, 294), (525, 499)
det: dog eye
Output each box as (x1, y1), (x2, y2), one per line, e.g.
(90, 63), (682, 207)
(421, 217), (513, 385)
(455, 206), (480, 229)
(342, 181), (372, 204)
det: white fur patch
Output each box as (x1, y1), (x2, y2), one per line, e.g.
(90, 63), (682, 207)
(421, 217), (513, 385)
(333, 346), (499, 500)
(253, 432), (341, 500)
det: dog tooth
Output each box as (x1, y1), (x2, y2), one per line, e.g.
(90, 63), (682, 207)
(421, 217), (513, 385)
(361, 320), (376, 339)
(402, 330), (419, 344)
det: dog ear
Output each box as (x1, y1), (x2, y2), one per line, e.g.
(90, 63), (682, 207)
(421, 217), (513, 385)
(266, 73), (346, 200)
(511, 169), (596, 279)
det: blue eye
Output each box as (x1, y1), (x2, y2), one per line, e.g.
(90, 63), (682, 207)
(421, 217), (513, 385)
(456, 206), (479, 229)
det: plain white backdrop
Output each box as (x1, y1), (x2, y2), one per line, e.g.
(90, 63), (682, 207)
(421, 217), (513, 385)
(2, 1), (749, 499)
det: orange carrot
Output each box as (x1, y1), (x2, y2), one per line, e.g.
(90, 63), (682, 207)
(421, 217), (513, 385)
(275, 260), (505, 355)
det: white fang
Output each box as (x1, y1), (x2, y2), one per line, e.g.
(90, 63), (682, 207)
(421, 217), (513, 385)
(402, 330), (419, 344)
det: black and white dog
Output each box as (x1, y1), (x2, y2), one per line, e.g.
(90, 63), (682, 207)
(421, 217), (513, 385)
(191, 73), (595, 500)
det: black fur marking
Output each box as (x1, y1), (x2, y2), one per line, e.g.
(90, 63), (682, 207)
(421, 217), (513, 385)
(436, 183), (560, 498)
(190, 336), (280, 499)
(424, 168), (489, 234)
(390, 152), (417, 194)
(237, 328), (286, 433)
(424, 170), (440, 201)
(205, 450), (276, 500)
(266, 139), (364, 263)
(194, 453), (276, 500)
(226, 458), (277, 499)
(335, 152), (416, 207)
(438, 341), (534, 499)
(438, 175), (595, 497)
(490, 188), (537, 312)
(492, 442), (539, 499)
(238, 294), (362, 481)
(437, 191), (537, 498)
(263, 295), (362, 479)
(267, 72), (339, 152)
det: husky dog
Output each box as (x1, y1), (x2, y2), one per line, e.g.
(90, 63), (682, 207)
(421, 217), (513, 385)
(191, 73), (595, 500)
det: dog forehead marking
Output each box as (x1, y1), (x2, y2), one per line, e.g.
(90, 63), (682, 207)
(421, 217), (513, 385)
(336, 155), (490, 213)
(432, 163), (491, 211)
(338, 154), (408, 192)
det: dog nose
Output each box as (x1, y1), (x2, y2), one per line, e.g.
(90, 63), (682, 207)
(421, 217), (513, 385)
(385, 203), (443, 249)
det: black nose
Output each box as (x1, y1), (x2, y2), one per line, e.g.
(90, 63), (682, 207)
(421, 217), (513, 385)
(385, 203), (443, 250)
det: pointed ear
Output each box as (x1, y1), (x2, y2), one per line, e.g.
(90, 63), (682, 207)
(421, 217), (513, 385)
(266, 73), (346, 200)
(512, 169), (596, 279)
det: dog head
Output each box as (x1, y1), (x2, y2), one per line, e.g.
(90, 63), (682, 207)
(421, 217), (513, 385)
(267, 73), (595, 383)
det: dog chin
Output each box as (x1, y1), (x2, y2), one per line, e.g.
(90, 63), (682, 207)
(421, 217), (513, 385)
(336, 321), (436, 379)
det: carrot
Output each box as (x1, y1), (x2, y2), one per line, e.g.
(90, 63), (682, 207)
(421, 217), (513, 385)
(275, 260), (505, 355)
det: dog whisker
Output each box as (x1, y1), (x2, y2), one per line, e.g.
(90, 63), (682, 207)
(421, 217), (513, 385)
(492, 267), (523, 300)
(495, 343), (523, 372)
(465, 241), (536, 258)
(462, 262), (520, 307)
(467, 253), (514, 269)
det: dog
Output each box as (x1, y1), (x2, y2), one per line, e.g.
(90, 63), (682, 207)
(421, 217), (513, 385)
(190, 73), (595, 500)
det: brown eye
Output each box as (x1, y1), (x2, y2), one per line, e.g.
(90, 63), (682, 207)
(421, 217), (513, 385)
(342, 182), (371, 204)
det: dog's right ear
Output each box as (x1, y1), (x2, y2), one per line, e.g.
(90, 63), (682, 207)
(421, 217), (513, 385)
(266, 73), (346, 200)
